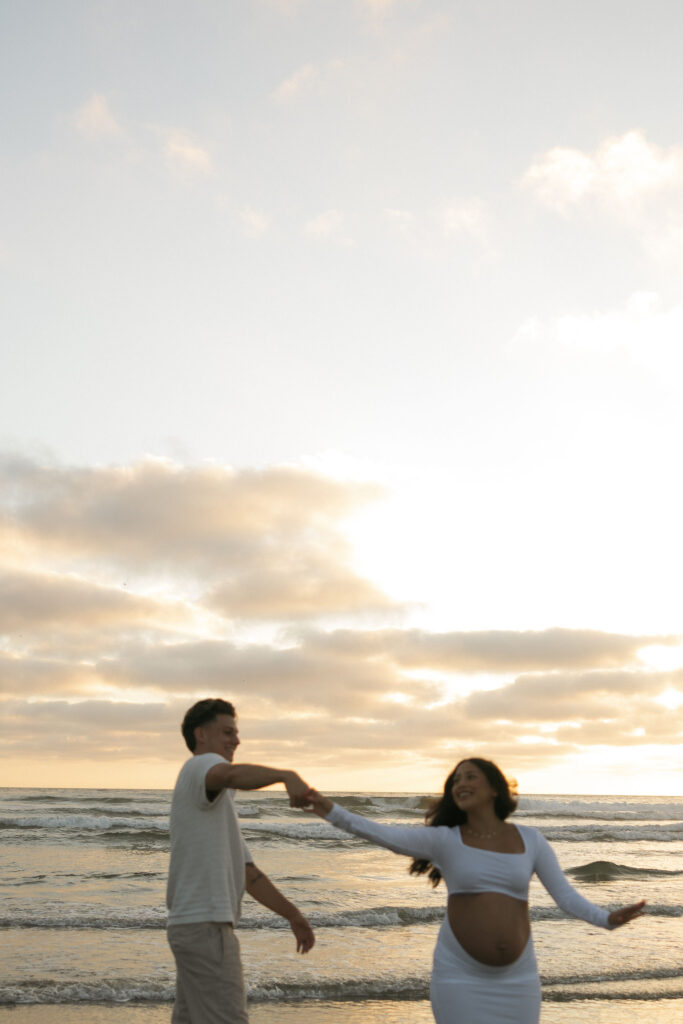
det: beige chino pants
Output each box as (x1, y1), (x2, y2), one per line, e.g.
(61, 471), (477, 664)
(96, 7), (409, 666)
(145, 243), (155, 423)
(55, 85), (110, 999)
(168, 922), (249, 1024)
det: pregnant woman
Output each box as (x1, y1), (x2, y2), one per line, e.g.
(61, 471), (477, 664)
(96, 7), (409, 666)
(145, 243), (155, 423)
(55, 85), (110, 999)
(305, 758), (645, 1024)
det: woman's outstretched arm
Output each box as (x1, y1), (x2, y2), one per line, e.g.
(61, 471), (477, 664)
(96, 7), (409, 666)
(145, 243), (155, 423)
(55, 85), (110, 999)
(305, 788), (444, 862)
(533, 830), (646, 929)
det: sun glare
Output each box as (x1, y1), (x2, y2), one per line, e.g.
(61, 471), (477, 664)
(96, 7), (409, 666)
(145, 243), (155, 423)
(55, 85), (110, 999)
(639, 644), (683, 671)
(655, 688), (683, 711)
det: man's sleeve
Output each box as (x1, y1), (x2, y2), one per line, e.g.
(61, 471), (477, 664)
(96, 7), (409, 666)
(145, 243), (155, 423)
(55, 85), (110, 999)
(192, 753), (229, 808)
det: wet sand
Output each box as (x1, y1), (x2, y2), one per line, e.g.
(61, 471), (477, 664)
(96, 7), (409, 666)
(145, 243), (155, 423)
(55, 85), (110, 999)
(1, 999), (682, 1024)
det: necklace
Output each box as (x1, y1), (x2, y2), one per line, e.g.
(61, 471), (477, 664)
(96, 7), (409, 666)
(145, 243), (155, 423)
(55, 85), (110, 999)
(465, 824), (502, 839)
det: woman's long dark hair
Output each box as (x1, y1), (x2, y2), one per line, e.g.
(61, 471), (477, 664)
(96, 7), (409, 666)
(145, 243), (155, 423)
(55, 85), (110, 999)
(409, 758), (518, 887)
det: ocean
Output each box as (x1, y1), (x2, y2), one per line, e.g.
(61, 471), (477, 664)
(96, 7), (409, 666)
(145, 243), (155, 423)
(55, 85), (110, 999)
(1, 787), (682, 1024)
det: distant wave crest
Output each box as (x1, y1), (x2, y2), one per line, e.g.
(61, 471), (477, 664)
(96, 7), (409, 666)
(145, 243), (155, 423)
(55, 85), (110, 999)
(567, 859), (683, 882)
(3, 966), (683, 1006)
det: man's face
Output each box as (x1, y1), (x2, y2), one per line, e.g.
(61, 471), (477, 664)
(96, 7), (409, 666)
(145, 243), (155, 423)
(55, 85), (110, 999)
(194, 714), (240, 761)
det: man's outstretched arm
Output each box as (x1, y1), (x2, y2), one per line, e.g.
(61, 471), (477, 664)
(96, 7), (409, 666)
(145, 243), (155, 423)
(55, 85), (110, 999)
(245, 862), (315, 953)
(204, 763), (310, 806)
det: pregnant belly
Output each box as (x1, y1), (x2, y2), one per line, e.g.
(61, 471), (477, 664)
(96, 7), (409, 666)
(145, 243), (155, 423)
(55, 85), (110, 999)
(447, 892), (530, 966)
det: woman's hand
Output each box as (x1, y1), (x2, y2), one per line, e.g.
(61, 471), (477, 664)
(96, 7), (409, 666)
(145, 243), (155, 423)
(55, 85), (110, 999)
(608, 900), (647, 928)
(304, 788), (334, 817)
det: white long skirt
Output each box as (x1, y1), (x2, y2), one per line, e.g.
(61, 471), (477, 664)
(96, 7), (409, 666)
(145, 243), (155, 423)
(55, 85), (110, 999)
(430, 919), (542, 1024)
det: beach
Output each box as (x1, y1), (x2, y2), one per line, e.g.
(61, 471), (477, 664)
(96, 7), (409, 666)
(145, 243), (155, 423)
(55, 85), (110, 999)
(2, 1001), (683, 1024)
(1, 788), (681, 1021)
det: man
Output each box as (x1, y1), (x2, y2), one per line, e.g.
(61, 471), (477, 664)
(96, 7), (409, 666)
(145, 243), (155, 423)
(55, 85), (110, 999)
(167, 698), (315, 1023)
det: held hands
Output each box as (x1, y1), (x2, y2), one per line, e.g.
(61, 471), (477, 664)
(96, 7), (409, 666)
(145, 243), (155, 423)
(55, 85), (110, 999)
(283, 771), (312, 808)
(282, 773), (333, 815)
(303, 787), (334, 817)
(608, 900), (647, 928)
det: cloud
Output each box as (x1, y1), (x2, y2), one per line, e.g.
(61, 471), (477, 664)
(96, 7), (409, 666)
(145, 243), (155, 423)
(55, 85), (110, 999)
(0, 568), (195, 664)
(271, 63), (319, 103)
(383, 208), (417, 238)
(0, 569), (183, 634)
(464, 666), (670, 720)
(71, 94), (123, 139)
(258, 0), (308, 15)
(271, 57), (347, 106)
(438, 199), (492, 240)
(0, 695), (457, 768)
(4, 656), (680, 771)
(462, 667), (683, 749)
(302, 626), (664, 671)
(383, 199), (496, 258)
(514, 292), (683, 391)
(357, 0), (406, 15)
(239, 207), (270, 238)
(2, 452), (681, 786)
(95, 636), (424, 712)
(0, 455), (387, 620)
(164, 132), (214, 176)
(204, 562), (386, 620)
(0, 654), (97, 696)
(304, 209), (352, 246)
(0, 698), (178, 760)
(523, 131), (683, 211)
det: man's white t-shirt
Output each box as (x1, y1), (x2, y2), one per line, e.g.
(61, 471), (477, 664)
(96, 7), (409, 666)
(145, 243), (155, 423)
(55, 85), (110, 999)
(167, 753), (252, 926)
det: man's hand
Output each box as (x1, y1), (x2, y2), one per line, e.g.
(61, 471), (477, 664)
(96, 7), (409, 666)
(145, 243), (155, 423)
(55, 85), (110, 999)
(303, 787), (334, 817)
(245, 863), (315, 953)
(608, 900), (647, 928)
(283, 771), (310, 808)
(288, 911), (315, 954)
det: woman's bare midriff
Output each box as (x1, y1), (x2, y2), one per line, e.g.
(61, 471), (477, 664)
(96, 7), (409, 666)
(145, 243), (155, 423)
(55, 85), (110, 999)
(447, 892), (530, 966)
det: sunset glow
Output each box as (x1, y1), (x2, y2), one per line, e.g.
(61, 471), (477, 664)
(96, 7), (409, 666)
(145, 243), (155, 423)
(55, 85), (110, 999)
(2, 2), (683, 796)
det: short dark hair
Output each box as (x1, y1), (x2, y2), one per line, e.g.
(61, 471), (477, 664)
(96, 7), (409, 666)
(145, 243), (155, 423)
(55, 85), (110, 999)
(181, 698), (237, 752)
(410, 758), (519, 887)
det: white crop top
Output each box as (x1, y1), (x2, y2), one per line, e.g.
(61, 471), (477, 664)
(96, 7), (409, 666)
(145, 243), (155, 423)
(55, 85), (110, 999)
(326, 803), (611, 930)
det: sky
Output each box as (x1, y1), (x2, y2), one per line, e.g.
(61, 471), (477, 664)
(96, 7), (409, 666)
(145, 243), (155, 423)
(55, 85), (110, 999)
(1, 0), (683, 795)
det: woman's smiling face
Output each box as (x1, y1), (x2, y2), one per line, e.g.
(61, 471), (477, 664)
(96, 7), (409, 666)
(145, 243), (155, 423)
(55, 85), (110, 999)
(451, 761), (498, 813)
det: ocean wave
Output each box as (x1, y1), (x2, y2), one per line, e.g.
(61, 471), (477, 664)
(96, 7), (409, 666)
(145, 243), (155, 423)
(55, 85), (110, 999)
(338, 795), (430, 816)
(0, 979), (175, 1006)
(246, 976), (430, 1003)
(10, 870), (161, 886)
(3, 901), (679, 931)
(0, 814), (168, 832)
(247, 819), (683, 845)
(3, 805), (166, 818)
(566, 860), (683, 882)
(0, 976), (430, 1006)
(240, 821), (350, 843)
(545, 966), (683, 986)
(242, 906), (446, 931)
(5, 913), (178, 931)
(540, 823), (683, 843)
(4, 814), (681, 848)
(3, 968), (682, 1007)
(0, 905), (443, 931)
(531, 902), (682, 920)
(330, 794), (683, 821)
(543, 985), (683, 1003)
(518, 797), (683, 822)
(309, 906), (444, 929)
(0, 791), (167, 804)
